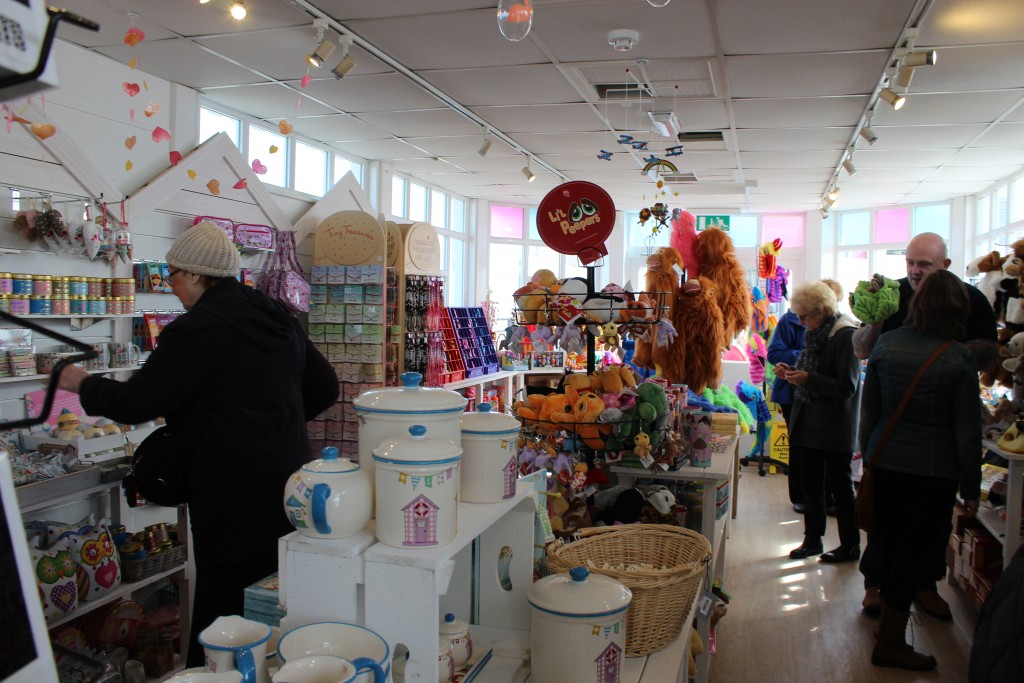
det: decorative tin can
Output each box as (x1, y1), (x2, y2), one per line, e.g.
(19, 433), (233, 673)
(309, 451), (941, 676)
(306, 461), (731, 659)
(372, 425), (462, 549)
(12, 274), (33, 295)
(29, 296), (51, 314)
(528, 567), (632, 683)
(52, 276), (70, 298)
(87, 277), (103, 297)
(0, 272), (11, 294)
(69, 296), (88, 315)
(114, 278), (134, 297)
(107, 297), (122, 315)
(69, 277), (88, 296)
(119, 541), (146, 561)
(51, 298), (69, 315)
(87, 297), (107, 315)
(9, 294), (30, 314)
(0, 294), (9, 312)
(459, 404), (520, 503)
(101, 278), (114, 298)
(32, 274), (52, 296)
(353, 371), (466, 492)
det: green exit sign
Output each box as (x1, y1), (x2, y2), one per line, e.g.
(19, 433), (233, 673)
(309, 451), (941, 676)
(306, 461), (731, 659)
(697, 215), (730, 231)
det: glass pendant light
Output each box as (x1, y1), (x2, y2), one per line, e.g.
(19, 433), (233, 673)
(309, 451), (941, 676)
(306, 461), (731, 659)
(497, 0), (533, 42)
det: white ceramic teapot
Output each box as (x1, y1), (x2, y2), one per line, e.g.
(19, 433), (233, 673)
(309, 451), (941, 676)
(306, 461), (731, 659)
(283, 447), (372, 539)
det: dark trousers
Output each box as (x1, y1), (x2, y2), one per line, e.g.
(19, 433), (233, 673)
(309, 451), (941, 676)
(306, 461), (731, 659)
(186, 552), (279, 667)
(798, 446), (859, 548)
(874, 468), (959, 612)
(781, 404), (835, 508)
(859, 507), (953, 590)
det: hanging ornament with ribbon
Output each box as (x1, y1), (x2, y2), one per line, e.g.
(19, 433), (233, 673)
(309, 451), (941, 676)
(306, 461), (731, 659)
(497, 0), (533, 42)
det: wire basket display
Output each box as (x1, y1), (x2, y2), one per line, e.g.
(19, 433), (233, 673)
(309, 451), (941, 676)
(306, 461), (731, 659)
(123, 543), (186, 583)
(546, 524), (712, 656)
(512, 289), (670, 328)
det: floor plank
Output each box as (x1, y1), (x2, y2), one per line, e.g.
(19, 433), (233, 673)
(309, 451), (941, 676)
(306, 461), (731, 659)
(709, 468), (976, 683)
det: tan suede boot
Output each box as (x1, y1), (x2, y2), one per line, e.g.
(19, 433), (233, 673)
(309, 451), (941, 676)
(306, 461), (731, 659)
(871, 607), (937, 671)
(862, 587), (881, 618)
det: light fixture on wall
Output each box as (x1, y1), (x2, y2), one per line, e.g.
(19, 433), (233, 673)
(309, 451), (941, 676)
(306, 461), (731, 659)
(879, 86), (906, 110)
(330, 36), (356, 79)
(478, 127), (492, 156)
(521, 156), (536, 182)
(608, 29), (640, 52)
(842, 147), (857, 176)
(307, 18), (336, 68)
(229, 1), (247, 20)
(497, 0), (533, 42)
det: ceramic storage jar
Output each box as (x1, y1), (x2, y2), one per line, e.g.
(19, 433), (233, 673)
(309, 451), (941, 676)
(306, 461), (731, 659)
(438, 613), (472, 668)
(353, 372), (466, 490)
(458, 404), (521, 503)
(528, 566), (632, 683)
(283, 446), (372, 539)
(372, 425), (462, 549)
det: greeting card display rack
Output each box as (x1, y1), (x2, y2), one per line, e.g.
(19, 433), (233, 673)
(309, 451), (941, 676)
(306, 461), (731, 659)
(438, 312), (466, 386)
(403, 275), (446, 385)
(448, 307), (500, 379)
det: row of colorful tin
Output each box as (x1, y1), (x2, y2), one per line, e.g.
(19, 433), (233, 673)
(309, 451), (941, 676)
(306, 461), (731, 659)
(0, 294), (135, 316)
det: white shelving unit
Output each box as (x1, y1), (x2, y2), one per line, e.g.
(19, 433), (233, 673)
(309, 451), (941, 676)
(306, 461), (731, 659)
(978, 440), (1024, 569)
(279, 480), (538, 683)
(0, 364), (140, 385)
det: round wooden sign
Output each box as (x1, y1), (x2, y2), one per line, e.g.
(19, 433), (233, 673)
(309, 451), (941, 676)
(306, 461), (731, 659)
(536, 181), (615, 265)
(385, 220), (401, 268)
(314, 210), (385, 266)
(405, 222), (441, 273)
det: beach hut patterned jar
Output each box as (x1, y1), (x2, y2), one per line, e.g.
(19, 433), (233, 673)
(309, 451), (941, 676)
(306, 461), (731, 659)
(458, 404), (520, 503)
(353, 372), (466, 491)
(372, 425), (462, 549)
(528, 567), (632, 683)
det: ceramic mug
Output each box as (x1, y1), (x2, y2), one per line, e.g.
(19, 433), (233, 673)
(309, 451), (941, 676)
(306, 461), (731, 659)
(199, 615), (272, 683)
(277, 622), (390, 683)
(85, 343), (110, 371)
(109, 342), (141, 368)
(272, 655), (379, 683)
(166, 670), (243, 683)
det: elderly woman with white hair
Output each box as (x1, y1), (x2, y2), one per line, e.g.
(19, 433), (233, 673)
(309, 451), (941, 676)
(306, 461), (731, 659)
(775, 280), (861, 562)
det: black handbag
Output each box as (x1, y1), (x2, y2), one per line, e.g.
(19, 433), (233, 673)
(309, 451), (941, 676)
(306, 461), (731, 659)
(123, 426), (190, 508)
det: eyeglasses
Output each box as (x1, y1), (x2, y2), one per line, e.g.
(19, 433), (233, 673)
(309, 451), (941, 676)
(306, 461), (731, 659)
(166, 268), (182, 284)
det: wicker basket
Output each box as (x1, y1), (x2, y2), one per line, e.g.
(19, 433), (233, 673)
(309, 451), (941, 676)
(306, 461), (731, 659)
(545, 524), (711, 656)
(123, 544), (186, 583)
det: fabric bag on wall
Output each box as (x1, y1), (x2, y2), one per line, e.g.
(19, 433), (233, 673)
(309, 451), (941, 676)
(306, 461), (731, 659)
(257, 228), (310, 313)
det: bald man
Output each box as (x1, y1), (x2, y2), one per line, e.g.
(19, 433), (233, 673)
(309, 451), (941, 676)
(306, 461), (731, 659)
(854, 232), (996, 621)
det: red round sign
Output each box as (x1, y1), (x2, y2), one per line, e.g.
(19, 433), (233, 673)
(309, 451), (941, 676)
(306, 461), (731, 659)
(536, 181), (615, 265)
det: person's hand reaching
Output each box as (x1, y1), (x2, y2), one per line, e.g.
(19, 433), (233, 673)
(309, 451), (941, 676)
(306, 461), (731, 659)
(56, 363), (91, 394)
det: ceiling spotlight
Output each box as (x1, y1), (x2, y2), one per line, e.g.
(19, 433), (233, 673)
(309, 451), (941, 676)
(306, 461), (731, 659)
(819, 207), (829, 219)
(827, 186), (840, 203)
(879, 87), (905, 110)
(330, 36), (356, 79)
(522, 157), (536, 182)
(478, 128), (492, 157)
(199, 0), (211, 4)
(842, 156), (857, 176)
(307, 18), (335, 68)
(229, 1), (247, 20)
(859, 125), (878, 145)
(608, 29), (639, 52)
(904, 49), (937, 68)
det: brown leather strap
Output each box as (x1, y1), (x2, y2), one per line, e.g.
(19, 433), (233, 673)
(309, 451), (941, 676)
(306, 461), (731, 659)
(867, 340), (952, 467)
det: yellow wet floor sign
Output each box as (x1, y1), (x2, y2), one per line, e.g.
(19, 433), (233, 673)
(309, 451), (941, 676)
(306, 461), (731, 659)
(769, 420), (789, 465)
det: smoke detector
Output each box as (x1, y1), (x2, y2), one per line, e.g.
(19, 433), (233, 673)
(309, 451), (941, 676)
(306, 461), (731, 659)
(608, 29), (639, 52)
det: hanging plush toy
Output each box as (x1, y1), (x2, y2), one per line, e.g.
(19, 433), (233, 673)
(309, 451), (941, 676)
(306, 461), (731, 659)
(597, 321), (621, 353)
(758, 238), (783, 279)
(633, 246), (683, 372)
(670, 209), (699, 278)
(695, 228), (751, 348)
(669, 277), (725, 392)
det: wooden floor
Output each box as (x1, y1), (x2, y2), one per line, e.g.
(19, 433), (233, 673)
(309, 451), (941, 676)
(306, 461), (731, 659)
(709, 467), (977, 683)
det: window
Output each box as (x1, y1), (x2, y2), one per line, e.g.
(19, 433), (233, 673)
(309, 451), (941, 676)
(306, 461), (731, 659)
(449, 238), (465, 307)
(248, 125), (287, 188)
(294, 141), (327, 197)
(451, 199), (466, 234)
(199, 107), (240, 146)
(408, 182), (427, 222)
(391, 176), (407, 218)
(431, 190), (447, 229)
(839, 212), (870, 245)
(874, 208), (910, 244)
(333, 155), (363, 187)
(488, 242), (525, 326)
(491, 205), (525, 239)
(1012, 177), (1024, 224)
(728, 216), (758, 248)
(912, 204), (949, 239)
(996, 185), (1009, 228)
(762, 215), (804, 249)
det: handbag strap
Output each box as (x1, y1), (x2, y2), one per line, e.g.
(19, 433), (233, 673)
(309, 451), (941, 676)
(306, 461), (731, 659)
(866, 340), (952, 467)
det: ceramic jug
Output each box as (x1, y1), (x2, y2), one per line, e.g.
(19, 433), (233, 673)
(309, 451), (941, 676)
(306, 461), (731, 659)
(284, 447), (372, 539)
(199, 615), (272, 683)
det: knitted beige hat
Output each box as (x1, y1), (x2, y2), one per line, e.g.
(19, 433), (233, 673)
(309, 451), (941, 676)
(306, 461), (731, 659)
(166, 221), (240, 278)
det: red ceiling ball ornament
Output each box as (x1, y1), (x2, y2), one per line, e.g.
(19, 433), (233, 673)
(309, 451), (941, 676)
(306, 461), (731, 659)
(497, 0), (533, 42)
(536, 181), (615, 265)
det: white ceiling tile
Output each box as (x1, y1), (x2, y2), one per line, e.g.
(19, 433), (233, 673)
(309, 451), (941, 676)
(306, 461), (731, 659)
(841, 167), (933, 182)
(301, 73), (444, 113)
(841, 182), (922, 195)
(929, 165), (1023, 181)
(605, 100), (731, 132)
(749, 183), (823, 194)
(861, 124), (987, 150)
(1005, 105), (1024, 123)
(420, 65), (584, 107)
(733, 97), (869, 128)
(472, 104), (605, 133)
(921, 0), (1024, 45)
(537, 153), (648, 171)
(289, 115), (392, 142)
(314, 0), (496, 21)
(741, 151), (844, 168)
(871, 92), (1024, 126)
(736, 128), (854, 151)
(717, 0), (917, 54)
(743, 168), (835, 182)
(726, 53), (887, 98)
(854, 149), (958, 167)
(96, 39), (269, 89)
(438, 155), (534, 173)
(353, 109), (483, 137)
(974, 122), (1024, 147)
(946, 147), (1024, 166)
(59, 0), (179, 46)
(511, 132), (624, 154)
(200, 83), (335, 119)
(406, 172), (495, 186)
(907, 44), (1024, 93)
(918, 180), (993, 194)
(329, 138), (433, 160)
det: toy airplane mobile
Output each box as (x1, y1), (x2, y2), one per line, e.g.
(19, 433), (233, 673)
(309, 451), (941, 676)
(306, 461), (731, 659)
(665, 145), (684, 157)
(617, 134), (634, 145)
(597, 150), (613, 160)
(642, 154), (659, 164)
(630, 140), (649, 150)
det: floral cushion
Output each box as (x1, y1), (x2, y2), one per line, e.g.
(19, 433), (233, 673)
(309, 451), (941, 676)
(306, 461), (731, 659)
(46, 514), (96, 548)
(69, 519), (122, 601)
(31, 536), (78, 623)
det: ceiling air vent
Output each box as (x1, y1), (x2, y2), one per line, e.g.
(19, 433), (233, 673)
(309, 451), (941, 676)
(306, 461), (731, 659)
(659, 172), (699, 183)
(594, 82), (655, 101)
(676, 131), (724, 143)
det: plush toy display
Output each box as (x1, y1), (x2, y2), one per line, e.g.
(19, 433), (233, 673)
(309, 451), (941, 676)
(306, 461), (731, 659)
(670, 210), (699, 278)
(695, 227), (751, 347)
(56, 409), (85, 440)
(513, 268), (558, 324)
(633, 432), (652, 459)
(997, 415), (1024, 453)
(849, 273), (900, 324)
(667, 277), (725, 391)
(633, 246), (684, 370)
(967, 250), (1009, 311)
(597, 321), (621, 353)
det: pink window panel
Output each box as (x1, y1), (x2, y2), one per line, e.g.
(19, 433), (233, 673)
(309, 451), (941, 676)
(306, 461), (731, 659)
(762, 215), (804, 248)
(491, 205), (525, 239)
(875, 208), (910, 243)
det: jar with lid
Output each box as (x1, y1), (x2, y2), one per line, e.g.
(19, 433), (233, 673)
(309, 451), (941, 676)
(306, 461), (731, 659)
(29, 296), (51, 315)
(0, 273), (12, 294)
(51, 298), (69, 315)
(101, 278), (114, 298)
(439, 613), (472, 668)
(86, 297), (106, 315)
(87, 277), (103, 297)
(12, 274), (33, 295)
(51, 276), (70, 298)
(69, 296), (88, 315)
(114, 278), (134, 298)
(107, 297), (122, 315)
(123, 295), (135, 315)
(9, 294), (29, 314)
(68, 276), (88, 296)
(32, 274), (52, 297)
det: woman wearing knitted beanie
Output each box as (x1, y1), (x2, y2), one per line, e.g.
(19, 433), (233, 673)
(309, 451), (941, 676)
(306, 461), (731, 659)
(58, 221), (340, 667)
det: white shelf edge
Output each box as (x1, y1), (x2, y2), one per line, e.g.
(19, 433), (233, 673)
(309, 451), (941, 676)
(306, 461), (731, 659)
(0, 364), (140, 384)
(7, 314), (138, 319)
(46, 562), (188, 630)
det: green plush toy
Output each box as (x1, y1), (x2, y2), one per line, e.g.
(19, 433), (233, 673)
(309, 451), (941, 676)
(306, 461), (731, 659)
(702, 386), (753, 434)
(849, 273), (900, 324)
(636, 382), (668, 444)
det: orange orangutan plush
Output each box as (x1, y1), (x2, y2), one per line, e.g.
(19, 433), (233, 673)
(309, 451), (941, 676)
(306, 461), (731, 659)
(671, 277), (725, 393)
(633, 246), (683, 370)
(695, 228), (751, 348)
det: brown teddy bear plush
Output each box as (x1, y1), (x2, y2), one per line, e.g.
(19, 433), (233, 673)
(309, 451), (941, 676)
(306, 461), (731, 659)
(669, 277), (725, 392)
(634, 247), (683, 370)
(569, 387), (611, 449)
(695, 228), (752, 348)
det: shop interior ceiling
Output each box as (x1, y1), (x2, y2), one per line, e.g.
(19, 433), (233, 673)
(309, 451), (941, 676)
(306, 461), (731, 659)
(52, 0), (1024, 214)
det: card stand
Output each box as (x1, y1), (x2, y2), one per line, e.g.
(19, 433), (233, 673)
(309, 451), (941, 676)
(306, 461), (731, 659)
(448, 308), (486, 378)
(439, 315), (466, 385)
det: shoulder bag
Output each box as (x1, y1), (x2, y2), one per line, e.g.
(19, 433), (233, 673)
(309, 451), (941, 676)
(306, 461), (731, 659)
(122, 426), (191, 508)
(855, 340), (951, 532)
(256, 228), (310, 313)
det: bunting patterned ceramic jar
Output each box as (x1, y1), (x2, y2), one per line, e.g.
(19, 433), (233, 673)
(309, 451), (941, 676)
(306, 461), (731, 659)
(458, 404), (520, 503)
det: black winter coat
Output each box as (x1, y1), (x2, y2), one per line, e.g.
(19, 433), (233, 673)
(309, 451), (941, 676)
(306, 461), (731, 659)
(80, 278), (339, 568)
(970, 543), (1024, 683)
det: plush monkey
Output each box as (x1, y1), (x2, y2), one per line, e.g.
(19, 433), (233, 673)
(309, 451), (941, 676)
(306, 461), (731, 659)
(633, 246), (683, 370)
(670, 277), (725, 392)
(696, 228), (752, 348)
